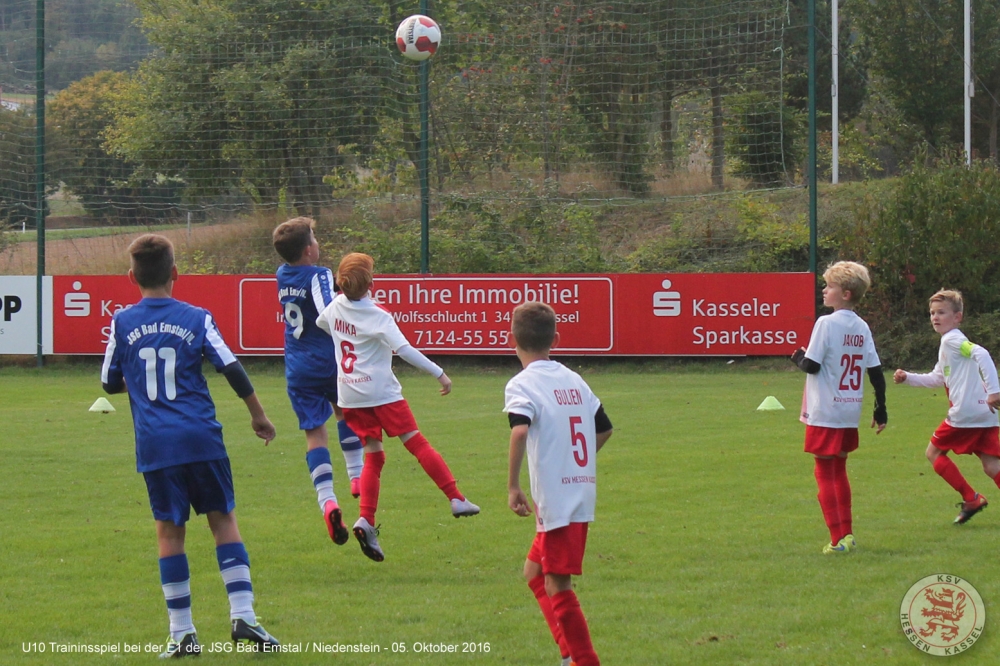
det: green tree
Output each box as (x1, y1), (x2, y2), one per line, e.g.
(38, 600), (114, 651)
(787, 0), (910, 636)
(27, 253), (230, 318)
(851, 0), (965, 152)
(48, 70), (181, 222)
(108, 0), (387, 213)
(0, 108), (37, 229)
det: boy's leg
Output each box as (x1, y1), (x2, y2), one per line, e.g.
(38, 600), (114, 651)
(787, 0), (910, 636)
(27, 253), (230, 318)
(980, 454), (1000, 484)
(813, 456), (840, 546)
(399, 430), (461, 500)
(156, 521), (197, 646)
(353, 438), (386, 562)
(928, 443), (977, 501)
(546, 575), (599, 666)
(358, 438), (386, 525)
(524, 554), (571, 662)
(832, 454), (852, 543)
(304, 427), (348, 545)
(334, 405), (364, 497)
(207, 511), (279, 649)
(542, 524), (598, 666)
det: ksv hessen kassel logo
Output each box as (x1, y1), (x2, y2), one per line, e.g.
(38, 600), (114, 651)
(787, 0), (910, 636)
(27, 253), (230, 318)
(900, 574), (985, 656)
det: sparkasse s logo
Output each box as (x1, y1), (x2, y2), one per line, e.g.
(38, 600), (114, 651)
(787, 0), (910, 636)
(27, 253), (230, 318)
(64, 280), (90, 317)
(900, 574), (985, 656)
(652, 279), (681, 317)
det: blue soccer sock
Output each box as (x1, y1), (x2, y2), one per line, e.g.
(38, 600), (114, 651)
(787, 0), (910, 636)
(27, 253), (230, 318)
(337, 419), (364, 480)
(216, 542), (256, 624)
(159, 554), (195, 641)
(305, 446), (337, 511)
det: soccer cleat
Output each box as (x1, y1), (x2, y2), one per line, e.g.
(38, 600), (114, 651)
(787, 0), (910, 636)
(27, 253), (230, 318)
(323, 500), (349, 545)
(350, 477), (361, 499)
(353, 517), (384, 562)
(451, 497), (480, 518)
(159, 632), (201, 659)
(822, 535), (854, 555)
(954, 493), (988, 524)
(231, 618), (280, 651)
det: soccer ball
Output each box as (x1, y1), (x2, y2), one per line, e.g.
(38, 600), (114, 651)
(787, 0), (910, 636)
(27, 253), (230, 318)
(395, 15), (441, 61)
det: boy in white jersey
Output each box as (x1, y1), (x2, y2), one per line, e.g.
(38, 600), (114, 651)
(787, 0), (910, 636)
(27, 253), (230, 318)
(505, 302), (613, 666)
(316, 252), (479, 562)
(894, 289), (1000, 524)
(791, 261), (887, 554)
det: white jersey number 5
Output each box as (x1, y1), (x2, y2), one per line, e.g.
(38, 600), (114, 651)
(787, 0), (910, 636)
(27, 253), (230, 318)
(569, 416), (588, 467)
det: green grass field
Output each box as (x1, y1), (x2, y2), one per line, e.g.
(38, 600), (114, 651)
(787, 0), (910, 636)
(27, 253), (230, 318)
(2, 360), (999, 665)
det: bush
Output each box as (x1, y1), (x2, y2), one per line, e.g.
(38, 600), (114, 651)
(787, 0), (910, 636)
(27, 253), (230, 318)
(335, 180), (607, 274)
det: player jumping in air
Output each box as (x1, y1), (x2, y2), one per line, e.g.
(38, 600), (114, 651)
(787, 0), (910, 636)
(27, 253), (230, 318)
(273, 217), (364, 546)
(316, 252), (479, 562)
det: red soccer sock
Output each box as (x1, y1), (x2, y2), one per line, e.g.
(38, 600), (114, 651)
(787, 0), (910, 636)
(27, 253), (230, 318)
(403, 433), (462, 501)
(528, 576), (571, 659)
(933, 455), (976, 502)
(832, 456), (853, 541)
(550, 590), (599, 666)
(359, 451), (386, 524)
(813, 457), (840, 544)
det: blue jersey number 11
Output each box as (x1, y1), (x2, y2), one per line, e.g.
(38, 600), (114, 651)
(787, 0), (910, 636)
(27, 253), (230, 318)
(138, 347), (177, 401)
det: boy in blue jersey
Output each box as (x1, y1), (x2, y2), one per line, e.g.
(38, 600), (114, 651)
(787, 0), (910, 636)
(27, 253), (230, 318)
(273, 217), (364, 545)
(101, 234), (279, 658)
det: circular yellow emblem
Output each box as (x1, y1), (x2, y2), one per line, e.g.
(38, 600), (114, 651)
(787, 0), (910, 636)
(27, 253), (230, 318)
(900, 574), (985, 656)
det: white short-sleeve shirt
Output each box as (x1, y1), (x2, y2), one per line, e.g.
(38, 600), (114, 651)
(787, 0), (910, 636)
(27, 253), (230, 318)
(316, 294), (410, 408)
(504, 360), (602, 532)
(801, 309), (881, 428)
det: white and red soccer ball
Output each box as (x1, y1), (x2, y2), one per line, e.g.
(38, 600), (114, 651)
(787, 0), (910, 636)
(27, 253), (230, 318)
(395, 15), (441, 61)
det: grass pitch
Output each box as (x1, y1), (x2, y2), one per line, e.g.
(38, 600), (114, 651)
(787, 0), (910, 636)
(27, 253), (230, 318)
(2, 360), (999, 665)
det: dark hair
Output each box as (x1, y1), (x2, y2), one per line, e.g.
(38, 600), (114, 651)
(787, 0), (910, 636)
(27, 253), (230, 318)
(272, 217), (316, 263)
(512, 302), (556, 352)
(336, 253), (374, 300)
(128, 234), (174, 288)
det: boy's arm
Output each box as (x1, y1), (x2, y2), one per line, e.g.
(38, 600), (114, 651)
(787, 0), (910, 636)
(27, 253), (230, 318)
(867, 366), (887, 433)
(790, 348), (821, 374)
(969, 343), (1000, 411)
(221, 361), (275, 444)
(895, 364), (945, 388)
(396, 344), (451, 395)
(595, 404), (613, 452)
(101, 320), (126, 393)
(508, 421), (531, 517)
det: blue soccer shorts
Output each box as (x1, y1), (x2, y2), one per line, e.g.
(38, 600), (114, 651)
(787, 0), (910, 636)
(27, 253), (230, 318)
(143, 458), (236, 526)
(287, 380), (338, 430)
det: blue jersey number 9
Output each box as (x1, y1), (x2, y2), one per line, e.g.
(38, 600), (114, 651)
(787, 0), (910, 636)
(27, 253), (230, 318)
(284, 302), (304, 339)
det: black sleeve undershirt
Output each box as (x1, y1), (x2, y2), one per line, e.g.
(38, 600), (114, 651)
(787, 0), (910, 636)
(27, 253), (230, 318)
(791, 348), (821, 374)
(868, 365), (887, 425)
(221, 361), (255, 399)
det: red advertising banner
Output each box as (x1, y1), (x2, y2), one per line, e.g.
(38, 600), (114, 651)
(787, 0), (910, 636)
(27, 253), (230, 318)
(50, 273), (815, 356)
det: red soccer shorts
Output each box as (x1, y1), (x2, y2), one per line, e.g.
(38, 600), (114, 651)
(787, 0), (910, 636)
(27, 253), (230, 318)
(526, 522), (589, 576)
(931, 422), (1000, 457)
(804, 426), (859, 457)
(342, 400), (419, 442)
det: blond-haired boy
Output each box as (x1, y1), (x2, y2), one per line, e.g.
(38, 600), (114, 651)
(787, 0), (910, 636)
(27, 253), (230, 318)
(791, 261), (887, 554)
(894, 289), (1000, 524)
